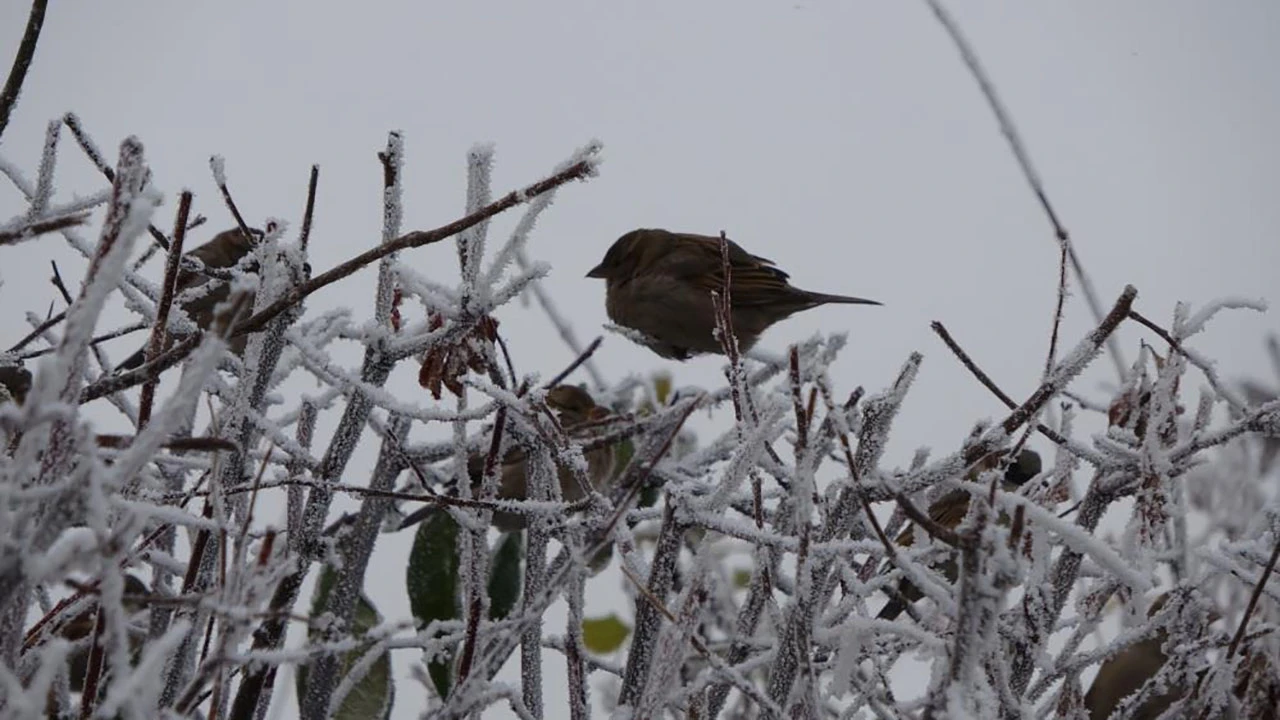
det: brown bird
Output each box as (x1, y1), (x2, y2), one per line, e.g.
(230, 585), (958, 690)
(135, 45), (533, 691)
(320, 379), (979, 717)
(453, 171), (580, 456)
(55, 574), (150, 692)
(398, 385), (618, 532)
(0, 363), (32, 406)
(119, 227), (260, 371)
(1084, 594), (1184, 720)
(876, 448), (1042, 621)
(586, 229), (880, 360)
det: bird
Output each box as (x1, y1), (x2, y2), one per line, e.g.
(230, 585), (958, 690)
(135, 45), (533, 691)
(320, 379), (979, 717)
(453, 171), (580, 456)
(398, 385), (618, 532)
(55, 574), (150, 692)
(875, 448), (1042, 621)
(118, 227), (260, 371)
(0, 363), (32, 406)
(1083, 593), (1185, 720)
(585, 229), (880, 360)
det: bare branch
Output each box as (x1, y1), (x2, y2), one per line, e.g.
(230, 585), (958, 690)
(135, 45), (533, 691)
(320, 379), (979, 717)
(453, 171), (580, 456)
(0, 0), (48, 141)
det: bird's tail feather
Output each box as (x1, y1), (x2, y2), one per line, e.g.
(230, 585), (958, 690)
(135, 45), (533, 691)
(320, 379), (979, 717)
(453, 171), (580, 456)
(118, 345), (147, 372)
(876, 596), (907, 621)
(397, 504), (441, 531)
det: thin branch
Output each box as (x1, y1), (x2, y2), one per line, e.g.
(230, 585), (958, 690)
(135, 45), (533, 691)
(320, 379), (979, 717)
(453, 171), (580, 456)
(138, 192), (192, 428)
(62, 113), (172, 252)
(298, 165), (319, 253)
(9, 309), (66, 353)
(78, 335), (200, 403)
(230, 152), (598, 338)
(987, 285), (1136, 448)
(543, 336), (603, 389)
(921, 0), (1126, 381)
(209, 156), (257, 247)
(893, 493), (961, 549)
(931, 320), (1100, 465)
(0, 0), (48, 141)
(1043, 238), (1070, 378)
(49, 260), (73, 305)
(15, 321), (146, 361)
(0, 212), (88, 245)
(1227, 532), (1280, 659)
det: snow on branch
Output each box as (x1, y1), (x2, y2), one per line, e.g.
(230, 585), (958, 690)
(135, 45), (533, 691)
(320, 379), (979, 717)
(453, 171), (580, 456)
(1, 67), (1277, 720)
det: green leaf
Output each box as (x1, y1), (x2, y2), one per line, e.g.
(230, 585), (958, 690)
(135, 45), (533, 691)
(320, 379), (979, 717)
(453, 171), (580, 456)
(487, 531), (523, 621)
(733, 568), (753, 589)
(405, 510), (461, 698)
(297, 566), (395, 720)
(581, 613), (631, 654)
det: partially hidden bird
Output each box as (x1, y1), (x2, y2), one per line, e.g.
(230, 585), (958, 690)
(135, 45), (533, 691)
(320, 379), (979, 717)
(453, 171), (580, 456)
(0, 363), (32, 406)
(875, 448), (1042, 621)
(1083, 593), (1186, 720)
(398, 385), (617, 532)
(53, 574), (150, 693)
(586, 229), (880, 360)
(118, 227), (259, 371)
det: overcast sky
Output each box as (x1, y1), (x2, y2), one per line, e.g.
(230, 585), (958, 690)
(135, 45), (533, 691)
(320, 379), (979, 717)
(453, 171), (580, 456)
(2, 1), (1277, 716)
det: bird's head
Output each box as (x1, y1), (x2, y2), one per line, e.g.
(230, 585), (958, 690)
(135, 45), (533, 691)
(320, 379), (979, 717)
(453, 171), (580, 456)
(1003, 448), (1042, 487)
(207, 226), (263, 265)
(546, 384), (607, 426)
(586, 229), (672, 279)
(0, 363), (32, 406)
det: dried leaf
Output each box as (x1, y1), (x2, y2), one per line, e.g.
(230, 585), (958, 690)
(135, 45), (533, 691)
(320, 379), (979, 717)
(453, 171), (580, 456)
(417, 312), (500, 400)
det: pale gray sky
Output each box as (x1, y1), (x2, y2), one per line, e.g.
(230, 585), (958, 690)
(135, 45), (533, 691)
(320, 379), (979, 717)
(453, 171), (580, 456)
(2, 1), (1277, 716)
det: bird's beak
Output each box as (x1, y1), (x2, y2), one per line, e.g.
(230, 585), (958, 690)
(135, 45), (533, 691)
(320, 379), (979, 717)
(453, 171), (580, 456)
(585, 262), (607, 279)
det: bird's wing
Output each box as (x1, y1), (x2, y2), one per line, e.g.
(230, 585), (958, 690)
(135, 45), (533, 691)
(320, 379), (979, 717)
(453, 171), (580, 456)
(896, 489), (972, 547)
(673, 234), (799, 307)
(467, 447), (525, 483)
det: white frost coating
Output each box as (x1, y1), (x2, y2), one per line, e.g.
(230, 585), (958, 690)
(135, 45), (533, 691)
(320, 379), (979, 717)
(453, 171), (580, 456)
(286, 328), (497, 423)
(484, 190), (553, 292)
(9, 638), (72, 716)
(484, 261), (550, 308)
(699, 400), (787, 513)
(602, 322), (666, 351)
(457, 143), (495, 308)
(327, 635), (395, 718)
(104, 337), (224, 490)
(110, 497), (224, 532)
(95, 620), (192, 716)
(44, 171), (159, 398)
(981, 482), (1152, 593)
(1180, 296), (1268, 339)
(27, 526), (99, 580)
(209, 154), (227, 186)
(8, 123), (1275, 718)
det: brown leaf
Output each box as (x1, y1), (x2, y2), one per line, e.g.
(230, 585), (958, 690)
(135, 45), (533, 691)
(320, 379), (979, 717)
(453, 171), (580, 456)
(418, 312), (501, 400)
(391, 287), (404, 333)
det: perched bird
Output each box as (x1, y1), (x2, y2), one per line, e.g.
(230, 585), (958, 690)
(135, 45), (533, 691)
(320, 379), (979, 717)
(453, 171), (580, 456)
(876, 448), (1042, 621)
(56, 574), (151, 642)
(1084, 594), (1183, 720)
(586, 229), (880, 360)
(118, 227), (260, 371)
(398, 385), (617, 532)
(55, 574), (150, 692)
(0, 363), (32, 406)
